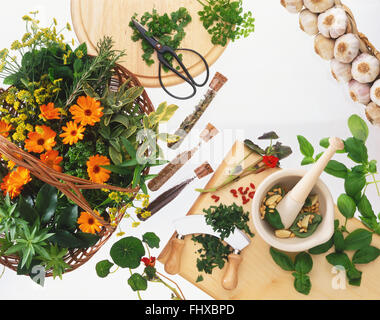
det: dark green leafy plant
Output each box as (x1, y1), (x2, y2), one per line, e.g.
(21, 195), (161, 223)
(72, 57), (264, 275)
(129, 8), (192, 69)
(192, 203), (254, 278)
(269, 247), (312, 295)
(197, 0), (255, 46)
(96, 233), (184, 300)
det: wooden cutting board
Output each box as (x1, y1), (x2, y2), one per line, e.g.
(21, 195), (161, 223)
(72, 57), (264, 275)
(158, 141), (380, 300)
(71, 0), (227, 88)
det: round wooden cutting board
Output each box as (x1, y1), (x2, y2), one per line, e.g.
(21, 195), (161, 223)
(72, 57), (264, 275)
(71, 0), (228, 88)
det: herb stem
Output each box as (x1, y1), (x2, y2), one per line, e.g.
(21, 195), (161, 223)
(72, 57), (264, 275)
(156, 271), (185, 300)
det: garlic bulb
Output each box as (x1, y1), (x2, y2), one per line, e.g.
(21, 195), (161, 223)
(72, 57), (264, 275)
(365, 102), (380, 126)
(348, 80), (371, 104)
(318, 7), (348, 39)
(334, 33), (360, 63)
(281, 0), (304, 13)
(314, 34), (335, 60)
(351, 53), (380, 83)
(331, 59), (352, 82)
(299, 9), (318, 35)
(370, 79), (380, 105)
(304, 0), (334, 13)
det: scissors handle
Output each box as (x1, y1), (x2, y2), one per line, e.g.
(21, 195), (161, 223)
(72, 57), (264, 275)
(157, 47), (210, 100)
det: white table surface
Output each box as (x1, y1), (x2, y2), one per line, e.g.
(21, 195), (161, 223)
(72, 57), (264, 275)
(0, 0), (379, 300)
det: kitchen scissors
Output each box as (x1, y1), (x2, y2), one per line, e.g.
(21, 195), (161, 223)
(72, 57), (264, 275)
(132, 19), (210, 100)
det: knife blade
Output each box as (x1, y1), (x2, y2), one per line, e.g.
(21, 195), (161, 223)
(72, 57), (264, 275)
(164, 215), (252, 290)
(173, 215), (251, 252)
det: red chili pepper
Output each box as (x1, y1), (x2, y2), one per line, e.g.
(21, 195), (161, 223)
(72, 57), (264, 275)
(248, 191), (255, 199)
(230, 189), (237, 194)
(242, 195), (250, 205)
(211, 195), (220, 202)
(250, 183), (256, 190)
(238, 187), (244, 195)
(243, 187), (250, 195)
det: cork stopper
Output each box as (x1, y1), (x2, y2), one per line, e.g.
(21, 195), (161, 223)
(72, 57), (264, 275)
(209, 72), (228, 92)
(200, 123), (219, 142)
(194, 162), (214, 179)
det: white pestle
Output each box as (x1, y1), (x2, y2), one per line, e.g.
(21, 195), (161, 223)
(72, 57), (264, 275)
(276, 137), (345, 229)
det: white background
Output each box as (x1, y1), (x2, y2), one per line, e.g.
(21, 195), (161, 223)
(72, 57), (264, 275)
(0, 0), (379, 300)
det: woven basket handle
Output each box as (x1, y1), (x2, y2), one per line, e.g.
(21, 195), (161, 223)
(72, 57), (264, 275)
(0, 135), (138, 230)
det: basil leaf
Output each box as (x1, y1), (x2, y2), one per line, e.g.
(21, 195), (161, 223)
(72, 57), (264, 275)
(368, 160), (377, 174)
(337, 194), (356, 219)
(294, 252), (313, 274)
(292, 272), (311, 295)
(344, 229), (372, 251)
(348, 114), (369, 142)
(326, 252), (351, 270)
(269, 247), (295, 271)
(357, 195), (376, 219)
(344, 137), (368, 164)
(333, 229), (345, 252)
(297, 135), (314, 158)
(301, 157), (315, 166)
(264, 208), (284, 230)
(96, 260), (114, 278)
(352, 246), (380, 264)
(308, 237), (334, 255)
(344, 172), (366, 198)
(324, 160), (348, 179)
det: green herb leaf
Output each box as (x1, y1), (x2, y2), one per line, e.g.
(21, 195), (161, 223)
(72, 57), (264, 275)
(110, 237), (145, 269)
(35, 184), (57, 225)
(301, 157), (315, 166)
(269, 247), (295, 271)
(344, 172), (366, 198)
(264, 208), (285, 230)
(333, 229), (345, 252)
(96, 260), (114, 278)
(294, 252), (313, 274)
(308, 237), (334, 255)
(196, 275), (204, 283)
(142, 232), (160, 249)
(259, 131), (279, 140)
(348, 114), (369, 142)
(128, 273), (148, 291)
(344, 137), (368, 164)
(344, 229), (372, 251)
(352, 246), (380, 264)
(292, 272), (311, 295)
(337, 194), (357, 219)
(297, 135), (314, 158)
(324, 160), (348, 179)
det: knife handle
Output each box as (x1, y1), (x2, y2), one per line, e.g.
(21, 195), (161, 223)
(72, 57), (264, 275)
(222, 253), (242, 290)
(164, 237), (185, 275)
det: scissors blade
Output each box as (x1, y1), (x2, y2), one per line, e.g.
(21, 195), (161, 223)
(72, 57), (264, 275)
(131, 19), (160, 49)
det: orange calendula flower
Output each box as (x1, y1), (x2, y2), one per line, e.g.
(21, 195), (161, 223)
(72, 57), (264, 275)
(86, 155), (111, 184)
(77, 211), (103, 234)
(24, 125), (56, 153)
(59, 121), (85, 145)
(1, 167), (32, 199)
(69, 96), (103, 126)
(39, 102), (61, 120)
(0, 120), (13, 138)
(40, 150), (63, 172)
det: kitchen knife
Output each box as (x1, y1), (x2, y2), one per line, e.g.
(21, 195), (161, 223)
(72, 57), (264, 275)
(164, 215), (251, 290)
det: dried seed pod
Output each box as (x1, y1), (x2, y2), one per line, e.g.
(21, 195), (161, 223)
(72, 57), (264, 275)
(318, 7), (348, 39)
(281, 0), (304, 13)
(334, 33), (360, 63)
(351, 53), (380, 83)
(314, 34), (335, 60)
(299, 9), (318, 35)
(304, 0), (334, 13)
(331, 58), (352, 82)
(348, 80), (371, 104)
(370, 79), (380, 106)
(365, 102), (380, 126)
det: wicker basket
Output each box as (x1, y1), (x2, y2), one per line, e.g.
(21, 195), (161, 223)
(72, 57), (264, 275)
(0, 64), (154, 276)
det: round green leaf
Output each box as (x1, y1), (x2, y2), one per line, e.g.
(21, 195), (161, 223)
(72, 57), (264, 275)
(110, 237), (145, 268)
(128, 273), (148, 291)
(344, 172), (366, 198)
(337, 194), (356, 219)
(352, 246), (380, 264)
(344, 138), (368, 164)
(292, 272), (311, 295)
(96, 260), (114, 278)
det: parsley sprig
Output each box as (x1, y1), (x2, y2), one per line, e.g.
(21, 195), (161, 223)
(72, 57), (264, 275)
(197, 0), (255, 46)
